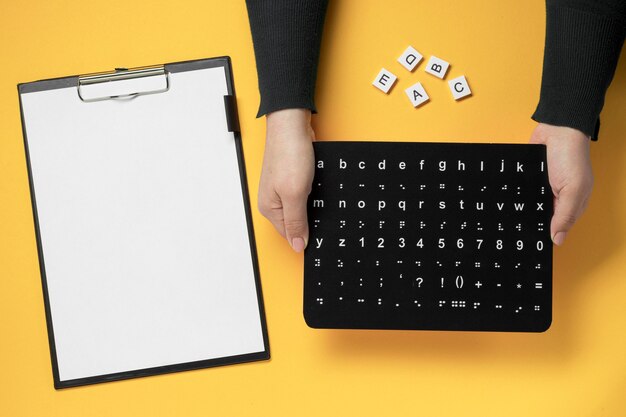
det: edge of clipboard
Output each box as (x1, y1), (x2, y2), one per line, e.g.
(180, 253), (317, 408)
(16, 56), (234, 94)
(218, 55), (272, 364)
(222, 56), (272, 360)
(18, 56), (271, 389)
(53, 350), (272, 389)
(18, 75), (78, 94)
(17, 83), (64, 389)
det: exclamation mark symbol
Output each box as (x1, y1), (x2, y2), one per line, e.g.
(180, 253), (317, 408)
(441, 278), (444, 288)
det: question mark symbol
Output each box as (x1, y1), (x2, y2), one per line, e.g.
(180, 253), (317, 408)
(416, 277), (423, 288)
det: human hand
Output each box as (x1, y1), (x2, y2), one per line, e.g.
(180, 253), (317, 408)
(258, 109), (315, 253)
(529, 123), (594, 246)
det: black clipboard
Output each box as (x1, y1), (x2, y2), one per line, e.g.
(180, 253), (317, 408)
(18, 57), (269, 389)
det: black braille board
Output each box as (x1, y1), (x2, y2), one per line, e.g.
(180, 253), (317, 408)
(304, 142), (552, 332)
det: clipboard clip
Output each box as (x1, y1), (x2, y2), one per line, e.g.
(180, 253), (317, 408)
(77, 66), (170, 102)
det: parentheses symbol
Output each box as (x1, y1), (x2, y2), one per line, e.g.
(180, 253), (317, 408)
(456, 275), (463, 289)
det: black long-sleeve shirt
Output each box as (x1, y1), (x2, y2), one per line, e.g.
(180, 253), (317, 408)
(246, 0), (625, 140)
(532, 0), (626, 139)
(245, 0), (328, 117)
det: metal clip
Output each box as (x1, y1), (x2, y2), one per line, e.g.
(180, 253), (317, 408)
(77, 66), (169, 102)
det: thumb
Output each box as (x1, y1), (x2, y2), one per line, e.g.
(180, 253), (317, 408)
(551, 185), (585, 246)
(281, 193), (309, 253)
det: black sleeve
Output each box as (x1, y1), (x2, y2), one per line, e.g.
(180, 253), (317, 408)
(532, 0), (626, 140)
(245, 0), (329, 118)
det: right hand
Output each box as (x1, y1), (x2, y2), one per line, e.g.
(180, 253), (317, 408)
(258, 109), (315, 253)
(529, 123), (594, 246)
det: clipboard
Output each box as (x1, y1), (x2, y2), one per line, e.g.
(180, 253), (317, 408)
(18, 57), (269, 389)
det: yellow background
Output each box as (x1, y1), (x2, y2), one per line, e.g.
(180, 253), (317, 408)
(1, 1), (625, 416)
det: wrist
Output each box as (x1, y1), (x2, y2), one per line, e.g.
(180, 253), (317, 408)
(266, 109), (312, 139)
(537, 123), (590, 144)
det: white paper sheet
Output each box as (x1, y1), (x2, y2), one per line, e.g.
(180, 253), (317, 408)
(21, 66), (266, 382)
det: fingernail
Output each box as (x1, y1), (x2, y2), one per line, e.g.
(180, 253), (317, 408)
(291, 237), (305, 253)
(553, 232), (567, 246)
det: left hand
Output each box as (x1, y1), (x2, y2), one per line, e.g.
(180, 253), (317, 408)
(257, 109), (316, 253)
(529, 123), (594, 246)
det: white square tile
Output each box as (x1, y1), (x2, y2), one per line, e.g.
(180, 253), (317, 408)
(404, 82), (430, 107)
(425, 55), (450, 79)
(397, 46), (423, 72)
(448, 75), (472, 100)
(372, 68), (397, 93)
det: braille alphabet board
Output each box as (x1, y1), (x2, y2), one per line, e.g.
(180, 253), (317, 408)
(304, 142), (552, 332)
(18, 57), (269, 388)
